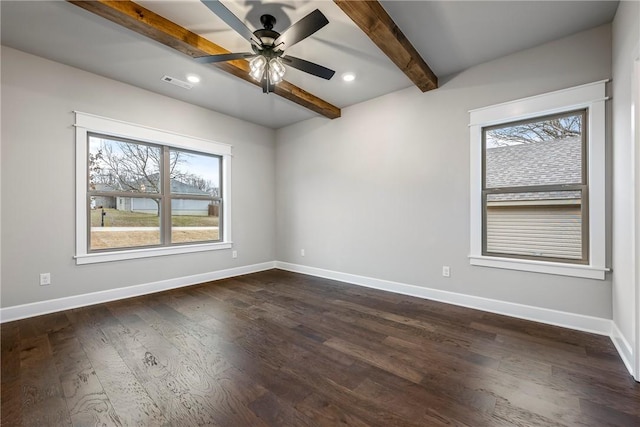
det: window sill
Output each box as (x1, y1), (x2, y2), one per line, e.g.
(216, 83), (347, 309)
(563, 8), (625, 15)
(469, 255), (609, 280)
(75, 241), (233, 265)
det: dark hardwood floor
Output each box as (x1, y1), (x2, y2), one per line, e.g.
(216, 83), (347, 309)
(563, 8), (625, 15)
(2, 269), (639, 426)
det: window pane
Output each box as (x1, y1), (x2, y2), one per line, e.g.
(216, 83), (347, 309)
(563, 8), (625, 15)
(169, 149), (221, 198)
(485, 190), (583, 260)
(484, 112), (583, 188)
(171, 199), (220, 244)
(90, 198), (161, 250)
(88, 134), (161, 193)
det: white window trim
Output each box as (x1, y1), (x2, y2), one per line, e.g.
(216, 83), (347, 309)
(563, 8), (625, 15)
(468, 81), (609, 280)
(74, 111), (232, 265)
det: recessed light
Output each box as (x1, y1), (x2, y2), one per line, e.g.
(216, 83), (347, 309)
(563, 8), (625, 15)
(186, 74), (201, 84)
(342, 72), (356, 82)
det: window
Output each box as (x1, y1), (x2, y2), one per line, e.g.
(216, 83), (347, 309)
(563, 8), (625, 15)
(483, 110), (587, 263)
(469, 81), (608, 279)
(75, 112), (232, 264)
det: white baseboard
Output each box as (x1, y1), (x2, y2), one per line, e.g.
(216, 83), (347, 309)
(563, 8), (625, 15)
(611, 322), (635, 377)
(3, 259), (632, 378)
(276, 262), (638, 377)
(275, 261), (613, 336)
(0, 262), (275, 323)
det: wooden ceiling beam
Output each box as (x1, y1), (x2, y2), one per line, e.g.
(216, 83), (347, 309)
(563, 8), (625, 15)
(68, 0), (340, 119)
(334, 0), (437, 92)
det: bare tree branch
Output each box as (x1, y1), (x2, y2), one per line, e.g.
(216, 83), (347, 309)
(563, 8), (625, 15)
(487, 115), (582, 146)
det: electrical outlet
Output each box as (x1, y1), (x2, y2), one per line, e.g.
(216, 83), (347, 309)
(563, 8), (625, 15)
(40, 273), (51, 286)
(301, 249), (305, 257)
(442, 266), (451, 277)
(232, 250), (238, 259)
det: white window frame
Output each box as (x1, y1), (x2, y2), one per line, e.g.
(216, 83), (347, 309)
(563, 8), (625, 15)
(74, 112), (232, 265)
(469, 81), (608, 280)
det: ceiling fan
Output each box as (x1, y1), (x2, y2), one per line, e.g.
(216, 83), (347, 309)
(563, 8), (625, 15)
(196, 0), (336, 93)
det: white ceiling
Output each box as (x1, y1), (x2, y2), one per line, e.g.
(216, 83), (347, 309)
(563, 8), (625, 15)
(0, 1), (619, 129)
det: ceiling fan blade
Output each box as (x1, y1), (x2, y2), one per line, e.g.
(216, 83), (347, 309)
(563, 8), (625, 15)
(282, 56), (335, 80)
(194, 52), (256, 64)
(201, 0), (261, 45)
(274, 9), (328, 49)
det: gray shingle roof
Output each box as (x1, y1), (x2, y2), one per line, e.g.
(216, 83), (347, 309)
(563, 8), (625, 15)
(486, 137), (582, 188)
(485, 137), (582, 202)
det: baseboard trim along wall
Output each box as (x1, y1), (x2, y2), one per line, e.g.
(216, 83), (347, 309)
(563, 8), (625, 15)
(611, 322), (635, 376)
(275, 262), (613, 336)
(276, 261), (637, 377)
(1, 261), (611, 333)
(1, 260), (632, 378)
(0, 262), (276, 323)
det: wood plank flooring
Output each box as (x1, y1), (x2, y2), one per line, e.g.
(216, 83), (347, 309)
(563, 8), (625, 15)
(2, 269), (639, 426)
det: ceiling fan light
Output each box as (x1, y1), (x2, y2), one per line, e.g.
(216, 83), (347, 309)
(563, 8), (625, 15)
(269, 58), (286, 78)
(250, 55), (266, 71)
(249, 56), (267, 81)
(250, 68), (264, 82)
(268, 59), (285, 84)
(269, 68), (283, 84)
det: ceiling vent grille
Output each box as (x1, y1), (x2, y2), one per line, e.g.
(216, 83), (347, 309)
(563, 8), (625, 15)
(161, 75), (193, 90)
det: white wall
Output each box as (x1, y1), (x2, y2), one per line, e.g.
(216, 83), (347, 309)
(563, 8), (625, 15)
(0, 46), (276, 308)
(276, 25), (613, 319)
(611, 0), (640, 377)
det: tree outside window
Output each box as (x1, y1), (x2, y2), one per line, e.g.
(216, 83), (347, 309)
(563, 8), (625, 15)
(87, 134), (222, 251)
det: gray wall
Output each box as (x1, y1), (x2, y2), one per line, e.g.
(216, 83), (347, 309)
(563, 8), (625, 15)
(1, 46), (276, 308)
(612, 1), (640, 353)
(276, 25), (613, 318)
(0, 22), (620, 323)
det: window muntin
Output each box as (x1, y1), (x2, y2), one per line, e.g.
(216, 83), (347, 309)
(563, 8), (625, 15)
(481, 110), (588, 264)
(87, 133), (222, 252)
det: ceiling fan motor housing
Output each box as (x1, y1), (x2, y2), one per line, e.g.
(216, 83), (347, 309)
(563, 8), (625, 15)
(253, 15), (283, 58)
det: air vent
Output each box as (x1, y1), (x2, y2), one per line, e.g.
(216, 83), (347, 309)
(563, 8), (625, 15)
(161, 75), (193, 90)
